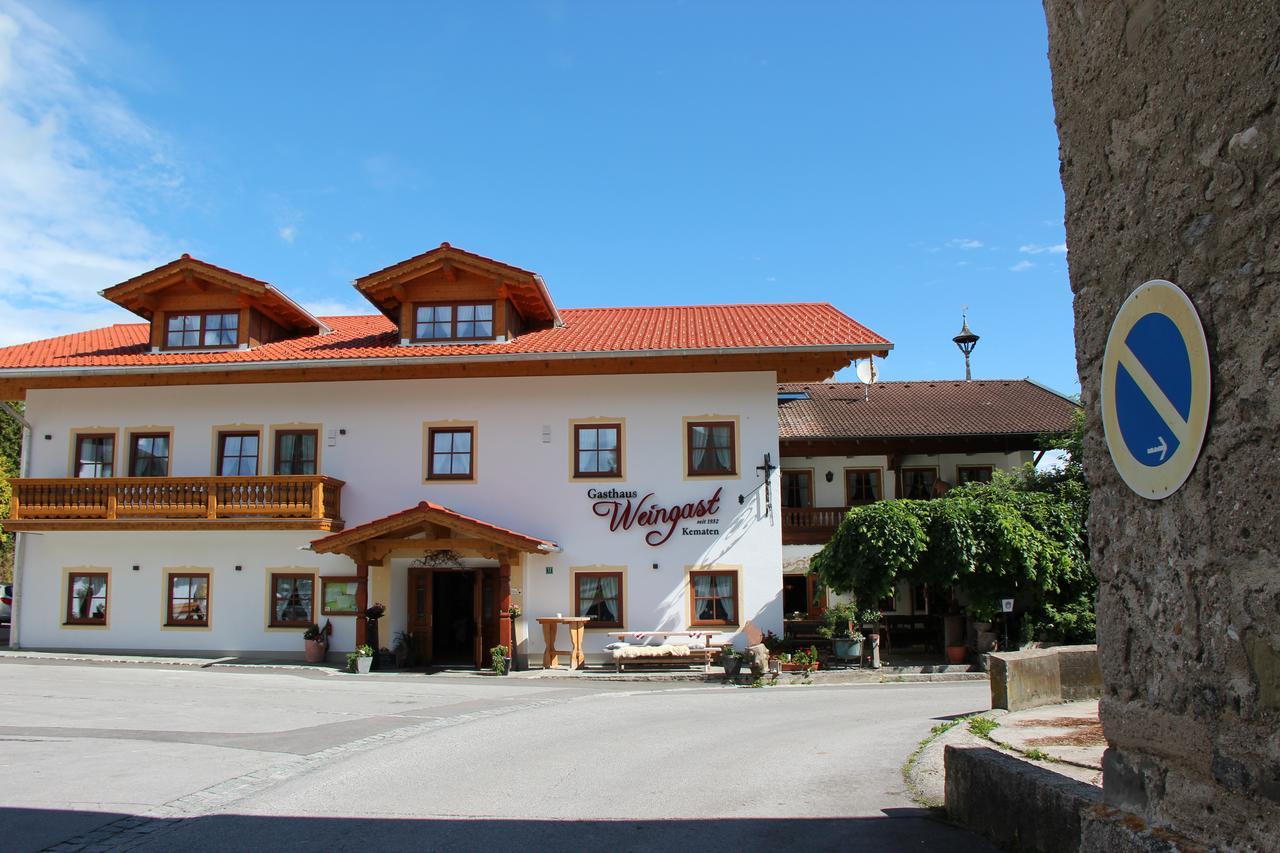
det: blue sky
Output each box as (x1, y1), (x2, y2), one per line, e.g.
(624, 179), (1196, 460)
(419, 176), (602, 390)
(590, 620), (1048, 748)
(0, 1), (1077, 394)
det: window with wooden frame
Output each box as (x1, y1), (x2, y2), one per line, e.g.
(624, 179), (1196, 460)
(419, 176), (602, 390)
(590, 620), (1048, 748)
(412, 302), (494, 342)
(320, 577), (360, 616)
(270, 573), (314, 627)
(687, 421), (736, 476)
(573, 424), (622, 478)
(167, 573), (210, 627)
(690, 570), (738, 626)
(781, 470), (813, 508)
(164, 311), (239, 349)
(901, 467), (939, 500)
(956, 465), (994, 485)
(274, 429), (318, 475)
(66, 572), (108, 625)
(573, 571), (623, 628)
(217, 431), (260, 476)
(128, 433), (170, 477)
(427, 427), (474, 480)
(74, 433), (115, 478)
(845, 468), (882, 505)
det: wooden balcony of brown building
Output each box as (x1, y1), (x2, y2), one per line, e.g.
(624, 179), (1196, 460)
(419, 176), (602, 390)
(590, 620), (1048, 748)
(3, 475), (345, 532)
(780, 505), (851, 545)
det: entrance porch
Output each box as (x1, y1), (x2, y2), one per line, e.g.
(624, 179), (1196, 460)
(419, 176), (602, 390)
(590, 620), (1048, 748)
(309, 500), (559, 669)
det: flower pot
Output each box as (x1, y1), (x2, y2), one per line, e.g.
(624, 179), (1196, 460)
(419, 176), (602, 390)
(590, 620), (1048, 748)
(723, 657), (743, 678)
(503, 657), (512, 675)
(356, 655), (373, 674)
(946, 645), (968, 665)
(304, 639), (327, 663)
(832, 638), (862, 660)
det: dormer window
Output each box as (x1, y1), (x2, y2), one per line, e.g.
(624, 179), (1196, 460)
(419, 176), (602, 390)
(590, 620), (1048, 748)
(165, 312), (240, 349)
(412, 303), (493, 342)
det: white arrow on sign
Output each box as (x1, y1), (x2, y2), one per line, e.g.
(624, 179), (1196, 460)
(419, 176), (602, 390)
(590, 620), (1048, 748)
(1147, 435), (1168, 462)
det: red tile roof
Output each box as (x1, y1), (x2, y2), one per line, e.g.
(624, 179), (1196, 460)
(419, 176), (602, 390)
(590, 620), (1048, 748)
(778, 380), (1079, 440)
(0, 303), (889, 370)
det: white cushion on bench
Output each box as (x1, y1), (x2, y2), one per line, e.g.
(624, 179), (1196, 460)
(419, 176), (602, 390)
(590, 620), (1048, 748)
(612, 643), (691, 659)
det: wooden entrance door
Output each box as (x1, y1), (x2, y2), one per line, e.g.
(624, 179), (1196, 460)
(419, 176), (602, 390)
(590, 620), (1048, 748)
(408, 566), (432, 664)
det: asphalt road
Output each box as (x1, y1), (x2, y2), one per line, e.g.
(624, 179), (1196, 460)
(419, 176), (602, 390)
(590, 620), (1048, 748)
(0, 660), (997, 851)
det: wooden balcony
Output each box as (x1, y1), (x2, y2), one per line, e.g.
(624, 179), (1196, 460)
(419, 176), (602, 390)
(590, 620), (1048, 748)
(781, 505), (851, 545)
(3, 475), (345, 532)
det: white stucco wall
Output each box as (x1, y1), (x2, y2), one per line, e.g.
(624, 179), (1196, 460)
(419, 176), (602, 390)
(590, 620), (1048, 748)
(15, 371), (783, 659)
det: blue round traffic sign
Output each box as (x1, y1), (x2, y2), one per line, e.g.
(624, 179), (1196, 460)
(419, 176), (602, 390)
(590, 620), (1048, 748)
(1101, 280), (1211, 499)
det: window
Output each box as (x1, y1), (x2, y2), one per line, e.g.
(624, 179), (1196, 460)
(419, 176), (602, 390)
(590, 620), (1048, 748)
(271, 574), (314, 626)
(781, 470), (813, 508)
(74, 434), (114, 478)
(165, 312), (239, 349)
(687, 421), (736, 476)
(690, 571), (738, 626)
(413, 303), (493, 341)
(321, 577), (359, 616)
(428, 427), (474, 480)
(901, 467), (939, 500)
(218, 432), (260, 476)
(128, 433), (170, 477)
(274, 430), (318, 475)
(574, 424), (622, 478)
(957, 465), (994, 485)
(574, 571), (623, 628)
(167, 573), (209, 626)
(66, 573), (108, 625)
(845, 469), (882, 505)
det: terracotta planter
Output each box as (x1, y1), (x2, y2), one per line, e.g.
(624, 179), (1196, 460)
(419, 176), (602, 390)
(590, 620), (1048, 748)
(778, 661), (818, 672)
(304, 639), (327, 663)
(946, 645), (967, 665)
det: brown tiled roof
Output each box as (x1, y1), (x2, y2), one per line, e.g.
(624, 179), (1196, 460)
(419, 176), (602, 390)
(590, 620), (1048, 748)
(778, 380), (1079, 440)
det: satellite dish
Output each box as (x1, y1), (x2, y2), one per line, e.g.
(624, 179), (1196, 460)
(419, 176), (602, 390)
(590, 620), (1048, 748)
(855, 357), (878, 384)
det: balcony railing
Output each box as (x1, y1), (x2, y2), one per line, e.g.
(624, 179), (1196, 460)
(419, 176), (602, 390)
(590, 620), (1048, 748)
(781, 505), (851, 545)
(4, 475), (345, 531)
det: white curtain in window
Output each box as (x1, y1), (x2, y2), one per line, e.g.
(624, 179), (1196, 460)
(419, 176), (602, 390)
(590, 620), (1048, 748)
(598, 575), (619, 622)
(713, 574), (735, 621)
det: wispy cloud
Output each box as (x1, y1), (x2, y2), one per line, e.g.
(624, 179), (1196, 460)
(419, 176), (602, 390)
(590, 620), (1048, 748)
(0, 1), (179, 345)
(1018, 242), (1067, 255)
(1010, 260), (1035, 272)
(946, 238), (984, 250)
(278, 225), (297, 244)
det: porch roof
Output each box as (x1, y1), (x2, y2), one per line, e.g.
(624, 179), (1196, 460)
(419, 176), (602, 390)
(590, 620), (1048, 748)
(308, 500), (559, 559)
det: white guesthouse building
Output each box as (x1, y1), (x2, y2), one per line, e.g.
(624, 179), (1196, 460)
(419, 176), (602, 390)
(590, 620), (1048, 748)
(0, 244), (890, 667)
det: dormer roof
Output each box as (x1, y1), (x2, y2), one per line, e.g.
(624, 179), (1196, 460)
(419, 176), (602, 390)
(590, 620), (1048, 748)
(353, 242), (561, 327)
(101, 254), (329, 336)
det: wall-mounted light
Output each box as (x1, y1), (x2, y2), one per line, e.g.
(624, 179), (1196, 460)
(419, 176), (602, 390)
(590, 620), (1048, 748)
(234, 565), (243, 572)
(825, 471), (834, 483)
(339, 428), (347, 435)
(131, 565), (140, 572)
(651, 563), (659, 571)
(44, 434), (52, 440)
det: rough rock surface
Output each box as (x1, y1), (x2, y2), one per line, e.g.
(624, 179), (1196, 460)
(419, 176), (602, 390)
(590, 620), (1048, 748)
(1043, 1), (1280, 849)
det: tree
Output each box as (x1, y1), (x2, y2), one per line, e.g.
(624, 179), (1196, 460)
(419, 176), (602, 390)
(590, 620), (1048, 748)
(0, 401), (21, 583)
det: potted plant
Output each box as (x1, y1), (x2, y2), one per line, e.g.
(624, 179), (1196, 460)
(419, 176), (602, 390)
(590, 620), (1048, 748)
(490, 644), (510, 676)
(347, 644), (374, 674)
(393, 631), (415, 668)
(721, 646), (744, 679)
(779, 645), (820, 672)
(816, 602), (864, 661)
(302, 623), (328, 663)
(364, 602), (386, 661)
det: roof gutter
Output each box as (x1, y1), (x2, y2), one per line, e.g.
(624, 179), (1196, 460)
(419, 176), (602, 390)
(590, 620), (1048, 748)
(0, 341), (892, 380)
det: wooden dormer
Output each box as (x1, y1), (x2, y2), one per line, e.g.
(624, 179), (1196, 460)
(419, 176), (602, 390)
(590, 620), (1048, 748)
(353, 243), (561, 345)
(102, 255), (329, 352)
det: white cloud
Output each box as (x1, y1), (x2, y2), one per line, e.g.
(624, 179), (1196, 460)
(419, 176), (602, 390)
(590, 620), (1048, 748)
(1018, 242), (1067, 255)
(946, 238), (983, 250)
(278, 225), (297, 244)
(1010, 260), (1035, 272)
(0, 1), (178, 345)
(348, 231), (363, 243)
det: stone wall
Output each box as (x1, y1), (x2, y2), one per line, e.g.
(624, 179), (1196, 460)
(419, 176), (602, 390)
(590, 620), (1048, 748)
(1043, 1), (1280, 849)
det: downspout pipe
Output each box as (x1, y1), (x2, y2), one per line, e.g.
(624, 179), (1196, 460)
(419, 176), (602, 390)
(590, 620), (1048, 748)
(0, 401), (31, 649)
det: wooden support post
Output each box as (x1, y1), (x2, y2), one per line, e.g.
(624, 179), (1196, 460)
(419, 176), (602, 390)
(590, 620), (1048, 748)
(498, 561), (512, 651)
(355, 556), (369, 647)
(311, 480), (324, 519)
(105, 483), (117, 520)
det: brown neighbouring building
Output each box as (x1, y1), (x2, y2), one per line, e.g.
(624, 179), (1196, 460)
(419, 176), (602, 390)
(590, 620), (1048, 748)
(776, 378), (1079, 646)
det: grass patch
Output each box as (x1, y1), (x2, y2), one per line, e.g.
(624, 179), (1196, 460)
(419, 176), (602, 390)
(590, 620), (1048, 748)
(901, 718), (964, 807)
(1023, 747), (1056, 762)
(967, 716), (999, 738)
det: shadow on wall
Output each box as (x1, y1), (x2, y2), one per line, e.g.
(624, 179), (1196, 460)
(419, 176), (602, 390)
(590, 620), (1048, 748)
(1, 807), (998, 853)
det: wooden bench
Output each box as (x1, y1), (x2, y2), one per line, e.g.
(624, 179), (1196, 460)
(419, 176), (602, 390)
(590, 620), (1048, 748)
(607, 631), (726, 673)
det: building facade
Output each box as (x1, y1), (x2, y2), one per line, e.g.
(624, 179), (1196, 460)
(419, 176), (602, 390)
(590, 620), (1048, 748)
(0, 245), (890, 666)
